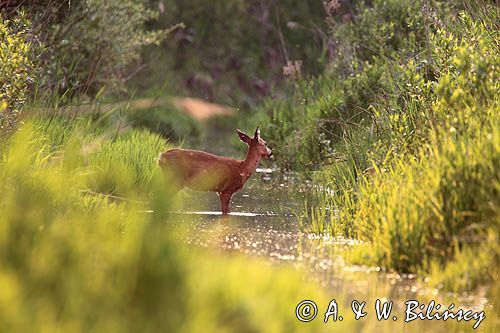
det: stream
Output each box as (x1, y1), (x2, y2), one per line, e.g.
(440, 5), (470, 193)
(169, 167), (494, 332)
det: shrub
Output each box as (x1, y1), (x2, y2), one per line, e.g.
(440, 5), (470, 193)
(305, 5), (500, 291)
(137, 0), (328, 105)
(252, 0), (429, 170)
(17, 0), (164, 99)
(267, 0), (500, 292)
(0, 13), (34, 133)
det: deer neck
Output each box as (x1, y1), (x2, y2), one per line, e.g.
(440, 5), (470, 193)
(240, 146), (261, 179)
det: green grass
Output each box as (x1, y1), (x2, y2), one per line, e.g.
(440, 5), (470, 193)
(347, 125), (499, 275)
(26, 116), (173, 197)
(85, 129), (170, 196)
(257, 1), (500, 293)
(0, 119), (342, 332)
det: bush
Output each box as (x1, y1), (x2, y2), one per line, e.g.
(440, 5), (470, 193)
(252, 0), (429, 170)
(17, 0), (164, 99)
(136, 0), (328, 106)
(0, 13), (34, 133)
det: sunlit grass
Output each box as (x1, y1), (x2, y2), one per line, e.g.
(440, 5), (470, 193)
(278, 3), (500, 293)
(0, 119), (339, 332)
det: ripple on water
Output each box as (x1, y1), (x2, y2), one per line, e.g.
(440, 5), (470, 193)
(175, 177), (492, 320)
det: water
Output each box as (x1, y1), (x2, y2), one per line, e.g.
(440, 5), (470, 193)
(169, 168), (496, 332)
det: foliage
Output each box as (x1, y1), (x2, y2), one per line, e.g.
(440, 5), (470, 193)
(127, 103), (201, 141)
(326, 0), (427, 67)
(251, 0), (429, 169)
(351, 10), (499, 285)
(0, 119), (342, 332)
(137, 0), (328, 106)
(29, 117), (170, 196)
(0, 13), (34, 133)
(15, 0), (164, 99)
(0, 121), (184, 332)
(263, 0), (500, 292)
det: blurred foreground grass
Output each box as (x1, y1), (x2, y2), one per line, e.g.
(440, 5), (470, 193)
(1, 118), (498, 332)
(0, 119), (337, 332)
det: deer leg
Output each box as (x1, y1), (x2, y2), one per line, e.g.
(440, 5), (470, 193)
(219, 192), (232, 215)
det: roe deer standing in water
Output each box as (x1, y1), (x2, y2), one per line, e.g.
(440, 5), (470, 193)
(158, 127), (272, 215)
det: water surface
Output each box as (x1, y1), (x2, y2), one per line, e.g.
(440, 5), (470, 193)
(169, 168), (495, 332)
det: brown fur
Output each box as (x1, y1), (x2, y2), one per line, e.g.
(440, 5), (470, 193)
(158, 128), (272, 215)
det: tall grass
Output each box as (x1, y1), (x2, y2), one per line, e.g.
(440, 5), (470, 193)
(259, 1), (500, 292)
(348, 126), (499, 276)
(1, 119), (345, 332)
(0, 122), (182, 332)
(328, 8), (499, 288)
(85, 129), (169, 196)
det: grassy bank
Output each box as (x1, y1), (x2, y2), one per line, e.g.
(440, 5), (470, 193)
(253, 0), (499, 292)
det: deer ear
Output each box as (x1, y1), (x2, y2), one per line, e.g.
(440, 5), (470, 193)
(254, 126), (260, 140)
(237, 129), (251, 144)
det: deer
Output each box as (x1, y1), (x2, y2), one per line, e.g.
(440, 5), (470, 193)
(158, 127), (272, 215)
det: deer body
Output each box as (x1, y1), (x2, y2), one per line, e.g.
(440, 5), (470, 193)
(158, 128), (272, 215)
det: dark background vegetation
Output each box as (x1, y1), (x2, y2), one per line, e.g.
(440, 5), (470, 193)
(2, 0), (329, 104)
